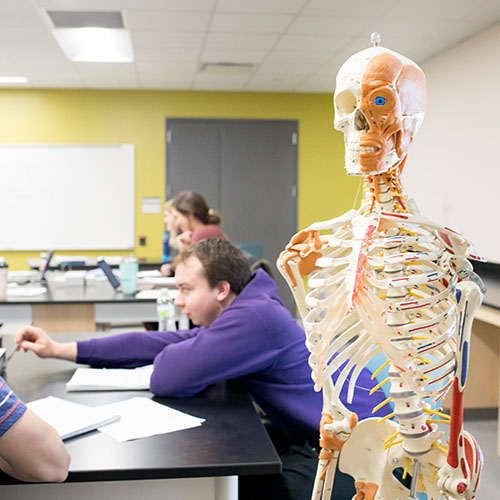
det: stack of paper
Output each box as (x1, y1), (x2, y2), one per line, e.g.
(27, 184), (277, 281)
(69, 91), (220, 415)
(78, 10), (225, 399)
(97, 397), (205, 442)
(7, 286), (47, 297)
(66, 365), (154, 392)
(27, 396), (119, 440)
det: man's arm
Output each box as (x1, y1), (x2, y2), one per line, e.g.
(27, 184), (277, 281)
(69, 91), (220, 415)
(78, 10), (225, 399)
(149, 307), (275, 397)
(0, 408), (70, 482)
(16, 325), (200, 370)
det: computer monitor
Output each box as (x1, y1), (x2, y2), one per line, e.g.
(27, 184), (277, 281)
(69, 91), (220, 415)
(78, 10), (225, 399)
(39, 250), (55, 283)
(97, 259), (121, 290)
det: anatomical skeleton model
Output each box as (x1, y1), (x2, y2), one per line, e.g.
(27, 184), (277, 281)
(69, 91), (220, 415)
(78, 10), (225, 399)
(277, 34), (484, 500)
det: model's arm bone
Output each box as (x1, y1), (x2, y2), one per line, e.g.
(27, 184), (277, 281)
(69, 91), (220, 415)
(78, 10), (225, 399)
(0, 409), (70, 482)
(438, 280), (483, 499)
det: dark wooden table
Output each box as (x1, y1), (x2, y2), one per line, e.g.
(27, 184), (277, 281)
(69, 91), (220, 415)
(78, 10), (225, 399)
(0, 335), (280, 498)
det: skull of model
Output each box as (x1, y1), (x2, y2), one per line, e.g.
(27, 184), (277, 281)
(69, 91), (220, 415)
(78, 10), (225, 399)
(334, 47), (426, 176)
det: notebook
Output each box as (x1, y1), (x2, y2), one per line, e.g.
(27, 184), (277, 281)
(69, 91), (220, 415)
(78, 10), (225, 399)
(27, 396), (120, 440)
(66, 365), (154, 392)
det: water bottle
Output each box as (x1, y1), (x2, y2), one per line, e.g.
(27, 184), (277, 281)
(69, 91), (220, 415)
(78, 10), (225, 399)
(0, 258), (7, 299)
(119, 257), (138, 295)
(162, 231), (170, 263)
(156, 289), (176, 331)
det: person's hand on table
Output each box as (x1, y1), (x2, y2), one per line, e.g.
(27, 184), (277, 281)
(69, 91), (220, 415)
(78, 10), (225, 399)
(160, 263), (173, 277)
(15, 325), (77, 361)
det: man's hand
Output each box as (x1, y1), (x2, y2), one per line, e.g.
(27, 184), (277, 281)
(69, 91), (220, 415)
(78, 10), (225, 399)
(14, 325), (77, 361)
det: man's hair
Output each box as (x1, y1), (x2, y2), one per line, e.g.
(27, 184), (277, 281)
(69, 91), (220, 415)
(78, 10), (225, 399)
(174, 238), (251, 295)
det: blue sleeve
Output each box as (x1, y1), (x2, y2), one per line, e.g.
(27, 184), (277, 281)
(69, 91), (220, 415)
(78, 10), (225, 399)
(0, 377), (27, 437)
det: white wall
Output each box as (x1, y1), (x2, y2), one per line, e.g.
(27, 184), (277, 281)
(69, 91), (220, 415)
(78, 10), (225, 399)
(403, 22), (500, 264)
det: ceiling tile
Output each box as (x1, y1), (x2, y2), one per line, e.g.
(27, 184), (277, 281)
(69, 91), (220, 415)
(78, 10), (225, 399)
(255, 62), (319, 77)
(76, 62), (137, 78)
(386, 0), (490, 20)
(28, 78), (84, 88)
(311, 60), (343, 79)
(287, 16), (376, 37)
(206, 33), (279, 50)
(36, 0), (215, 11)
(138, 74), (193, 89)
(296, 77), (335, 93)
(0, 10), (47, 30)
(0, 0), (33, 11)
(133, 47), (201, 63)
(0, 0), (498, 93)
(0, 56), (19, 74)
(276, 34), (351, 51)
(6, 44), (68, 65)
(201, 49), (267, 64)
(470, 0), (500, 24)
(368, 16), (457, 40)
(265, 50), (333, 65)
(216, 0), (307, 15)
(131, 31), (205, 49)
(246, 73), (303, 88)
(211, 13), (293, 33)
(193, 72), (249, 90)
(302, 0), (393, 17)
(136, 61), (198, 75)
(126, 10), (211, 31)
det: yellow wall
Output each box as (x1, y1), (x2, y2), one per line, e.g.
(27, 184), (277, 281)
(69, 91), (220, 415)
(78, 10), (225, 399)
(0, 89), (357, 270)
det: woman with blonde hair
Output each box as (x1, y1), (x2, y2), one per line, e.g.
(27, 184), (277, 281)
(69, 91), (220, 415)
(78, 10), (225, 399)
(160, 199), (180, 277)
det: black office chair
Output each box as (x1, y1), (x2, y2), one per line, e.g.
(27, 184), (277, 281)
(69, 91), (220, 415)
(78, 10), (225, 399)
(250, 258), (275, 279)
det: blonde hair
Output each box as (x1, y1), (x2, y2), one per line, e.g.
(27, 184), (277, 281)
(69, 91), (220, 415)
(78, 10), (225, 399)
(164, 199), (178, 250)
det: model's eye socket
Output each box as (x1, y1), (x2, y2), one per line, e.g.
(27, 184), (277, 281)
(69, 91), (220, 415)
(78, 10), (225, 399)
(375, 96), (386, 106)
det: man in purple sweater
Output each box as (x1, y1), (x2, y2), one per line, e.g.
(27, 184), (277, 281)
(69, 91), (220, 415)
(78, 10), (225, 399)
(15, 238), (387, 500)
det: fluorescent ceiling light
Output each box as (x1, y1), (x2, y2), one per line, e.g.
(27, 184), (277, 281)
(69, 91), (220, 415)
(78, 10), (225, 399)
(0, 76), (28, 83)
(53, 28), (134, 63)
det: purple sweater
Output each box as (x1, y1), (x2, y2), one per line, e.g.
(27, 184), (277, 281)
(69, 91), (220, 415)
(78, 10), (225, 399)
(77, 270), (387, 442)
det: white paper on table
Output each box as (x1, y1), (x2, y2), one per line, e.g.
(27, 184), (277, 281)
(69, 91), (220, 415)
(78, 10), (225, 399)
(27, 396), (120, 440)
(7, 286), (47, 297)
(66, 365), (154, 391)
(97, 397), (205, 442)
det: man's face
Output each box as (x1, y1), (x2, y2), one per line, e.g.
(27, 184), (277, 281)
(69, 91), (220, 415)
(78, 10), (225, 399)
(174, 256), (222, 327)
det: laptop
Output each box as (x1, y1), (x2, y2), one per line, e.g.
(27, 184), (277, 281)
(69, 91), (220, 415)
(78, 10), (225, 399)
(39, 250), (55, 283)
(97, 259), (121, 290)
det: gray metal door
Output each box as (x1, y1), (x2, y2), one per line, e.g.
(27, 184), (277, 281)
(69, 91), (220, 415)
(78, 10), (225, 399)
(166, 118), (298, 313)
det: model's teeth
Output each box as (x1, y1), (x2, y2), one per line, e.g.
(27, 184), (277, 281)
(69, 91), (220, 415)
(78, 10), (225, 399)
(348, 143), (376, 153)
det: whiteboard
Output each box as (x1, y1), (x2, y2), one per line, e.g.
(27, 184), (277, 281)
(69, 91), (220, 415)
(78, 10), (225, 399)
(0, 144), (135, 250)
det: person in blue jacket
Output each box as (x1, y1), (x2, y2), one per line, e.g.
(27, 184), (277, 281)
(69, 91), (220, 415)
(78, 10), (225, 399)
(16, 238), (389, 499)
